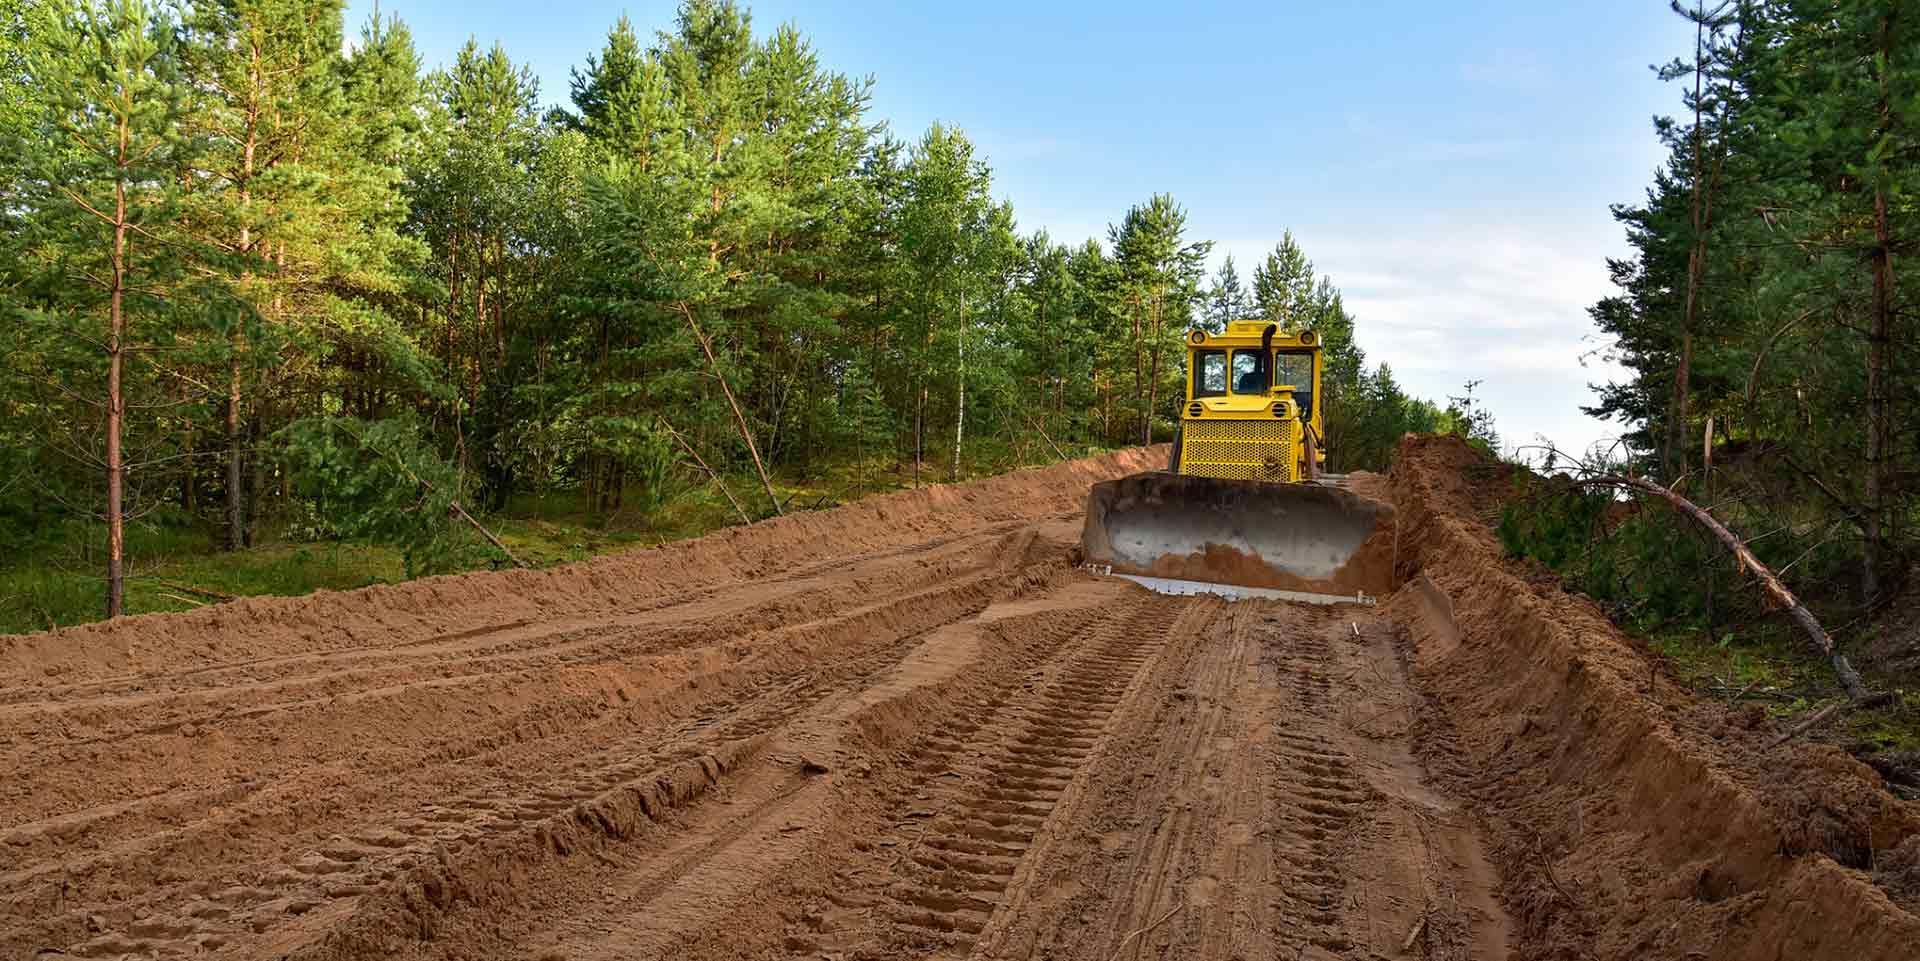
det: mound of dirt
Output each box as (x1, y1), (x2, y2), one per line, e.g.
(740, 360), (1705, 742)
(0, 447), (1164, 685)
(1385, 433), (1920, 960)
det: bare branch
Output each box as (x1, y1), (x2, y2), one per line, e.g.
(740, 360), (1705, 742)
(1571, 472), (1869, 701)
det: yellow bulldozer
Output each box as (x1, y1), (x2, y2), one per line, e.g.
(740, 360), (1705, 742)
(1081, 321), (1394, 604)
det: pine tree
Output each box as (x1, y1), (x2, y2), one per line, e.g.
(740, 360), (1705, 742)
(181, 0), (421, 549)
(1108, 194), (1210, 444)
(896, 123), (997, 483)
(1203, 254), (1250, 331)
(411, 40), (544, 502)
(1251, 231), (1315, 328)
(7, 0), (205, 615)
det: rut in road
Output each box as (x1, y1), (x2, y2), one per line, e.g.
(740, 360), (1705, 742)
(877, 597), (1170, 944)
(15, 441), (1915, 961)
(0, 523), (1076, 961)
(224, 575), (1507, 961)
(0, 446), (1523, 961)
(969, 598), (1507, 961)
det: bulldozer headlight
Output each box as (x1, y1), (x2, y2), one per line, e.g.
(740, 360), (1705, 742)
(1270, 401), (1294, 419)
(1298, 329), (1317, 346)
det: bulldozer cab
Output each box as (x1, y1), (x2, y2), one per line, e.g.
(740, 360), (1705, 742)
(1081, 319), (1393, 605)
(1175, 322), (1324, 483)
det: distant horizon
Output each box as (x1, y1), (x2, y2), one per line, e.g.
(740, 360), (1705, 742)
(346, 0), (1694, 459)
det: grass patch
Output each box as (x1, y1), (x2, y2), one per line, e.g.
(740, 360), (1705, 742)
(1647, 622), (1920, 753)
(0, 441), (1116, 636)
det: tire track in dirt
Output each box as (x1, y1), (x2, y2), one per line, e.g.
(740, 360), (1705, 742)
(871, 597), (1172, 948)
(327, 575), (1139, 961)
(1, 527), (1081, 960)
(0, 522), (1044, 716)
(974, 596), (1508, 961)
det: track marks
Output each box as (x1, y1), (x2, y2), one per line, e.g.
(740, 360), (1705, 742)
(880, 600), (1167, 948)
(2, 528), (1070, 961)
(775, 596), (1175, 958)
(971, 598), (1506, 961)
(1261, 613), (1374, 957)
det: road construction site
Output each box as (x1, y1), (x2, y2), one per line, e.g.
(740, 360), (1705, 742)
(3, 437), (1917, 961)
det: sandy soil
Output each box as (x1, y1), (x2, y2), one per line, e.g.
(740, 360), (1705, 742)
(4, 439), (1915, 961)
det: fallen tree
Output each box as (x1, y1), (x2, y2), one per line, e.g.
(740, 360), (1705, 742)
(1571, 472), (1869, 702)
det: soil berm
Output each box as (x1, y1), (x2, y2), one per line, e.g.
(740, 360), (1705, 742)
(3, 437), (1915, 960)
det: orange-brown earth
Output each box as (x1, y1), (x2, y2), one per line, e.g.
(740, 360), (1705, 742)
(2, 439), (1914, 961)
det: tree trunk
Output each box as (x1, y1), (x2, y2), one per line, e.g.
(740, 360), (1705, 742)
(1866, 183), (1892, 604)
(246, 413), (264, 547)
(226, 63), (259, 554)
(662, 418), (751, 524)
(105, 161), (128, 618)
(1669, 329), (1692, 482)
(1130, 298), (1144, 446)
(1667, 6), (1713, 484)
(915, 318), (928, 489)
(1143, 297), (1163, 447)
(679, 303), (781, 516)
(951, 297), (965, 482)
(225, 361), (244, 550)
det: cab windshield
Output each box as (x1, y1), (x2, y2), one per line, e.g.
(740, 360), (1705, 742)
(1230, 349), (1268, 394)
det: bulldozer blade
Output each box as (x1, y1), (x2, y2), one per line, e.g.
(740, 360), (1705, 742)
(1081, 472), (1396, 598)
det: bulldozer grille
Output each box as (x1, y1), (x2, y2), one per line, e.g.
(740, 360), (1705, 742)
(1179, 419), (1300, 482)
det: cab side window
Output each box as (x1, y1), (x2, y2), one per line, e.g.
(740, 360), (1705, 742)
(1194, 350), (1227, 397)
(1275, 351), (1314, 417)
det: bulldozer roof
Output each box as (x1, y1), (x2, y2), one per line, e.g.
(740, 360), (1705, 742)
(1188, 320), (1321, 349)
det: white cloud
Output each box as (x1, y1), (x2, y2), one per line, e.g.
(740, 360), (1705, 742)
(1211, 220), (1632, 459)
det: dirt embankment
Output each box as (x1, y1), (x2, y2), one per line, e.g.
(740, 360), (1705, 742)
(1387, 434), (1920, 960)
(9, 435), (1917, 961)
(0, 447), (1164, 682)
(1, 447), (1169, 961)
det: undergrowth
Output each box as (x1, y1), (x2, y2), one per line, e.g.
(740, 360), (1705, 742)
(1499, 473), (1919, 754)
(0, 439), (1112, 636)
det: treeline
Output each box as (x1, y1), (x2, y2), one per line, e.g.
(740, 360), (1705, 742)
(1586, 0), (1917, 614)
(0, 0), (1450, 615)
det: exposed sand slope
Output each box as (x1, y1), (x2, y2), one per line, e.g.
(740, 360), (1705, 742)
(5, 438), (1912, 961)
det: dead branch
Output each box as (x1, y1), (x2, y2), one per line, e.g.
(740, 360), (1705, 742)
(1572, 473), (1869, 701)
(334, 420), (529, 570)
(1764, 692), (1897, 749)
(1021, 408), (1068, 461)
(1743, 308), (1818, 408)
(151, 578), (236, 602)
(659, 417), (751, 524)
(1531, 833), (1578, 905)
(445, 498), (528, 569)
(677, 302), (782, 517)
(1574, 471), (1858, 698)
(1401, 907), (1429, 954)
(1108, 899), (1184, 961)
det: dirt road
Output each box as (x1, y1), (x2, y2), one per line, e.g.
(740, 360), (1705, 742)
(4, 440), (1917, 961)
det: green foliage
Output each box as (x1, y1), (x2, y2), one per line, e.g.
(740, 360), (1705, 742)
(0, 0), (1478, 630)
(281, 415), (476, 577)
(1201, 255), (1250, 333)
(1500, 472), (1859, 641)
(1440, 380), (1501, 453)
(1105, 194), (1211, 445)
(1592, 0), (1920, 603)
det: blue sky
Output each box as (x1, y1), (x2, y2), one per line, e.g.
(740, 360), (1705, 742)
(345, 0), (1693, 460)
